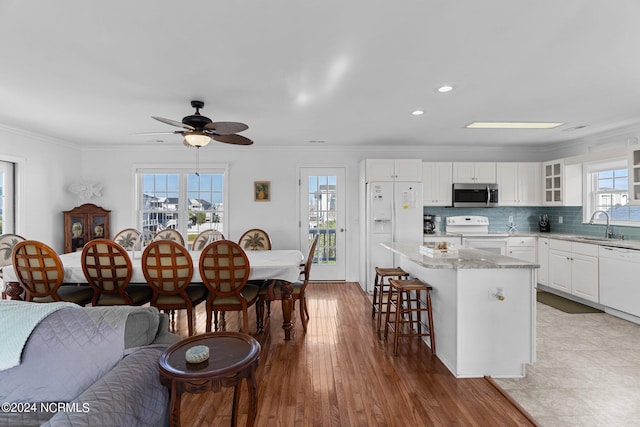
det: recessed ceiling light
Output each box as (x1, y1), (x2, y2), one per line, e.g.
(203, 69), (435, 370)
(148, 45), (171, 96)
(437, 85), (454, 93)
(465, 121), (564, 129)
(411, 110), (424, 116)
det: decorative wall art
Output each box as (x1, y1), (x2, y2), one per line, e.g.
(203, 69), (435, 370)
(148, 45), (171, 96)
(254, 181), (270, 201)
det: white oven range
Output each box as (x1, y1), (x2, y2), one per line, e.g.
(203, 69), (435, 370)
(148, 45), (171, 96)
(445, 215), (508, 255)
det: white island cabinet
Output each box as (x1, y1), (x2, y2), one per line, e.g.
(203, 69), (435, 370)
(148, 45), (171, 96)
(381, 242), (537, 378)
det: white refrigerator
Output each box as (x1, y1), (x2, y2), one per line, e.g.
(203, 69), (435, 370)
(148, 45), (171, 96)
(364, 181), (423, 293)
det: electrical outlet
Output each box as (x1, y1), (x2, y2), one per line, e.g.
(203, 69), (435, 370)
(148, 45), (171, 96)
(508, 215), (514, 223)
(559, 216), (563, 224)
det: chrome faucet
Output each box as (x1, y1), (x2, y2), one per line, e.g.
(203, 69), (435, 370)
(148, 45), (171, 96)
(588, 210), (612, 239)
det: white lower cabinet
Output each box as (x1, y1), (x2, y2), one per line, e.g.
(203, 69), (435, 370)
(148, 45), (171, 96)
(537, 237), (549, 285)
(548, 239), (599, 302)
(507, 236), (537, 263)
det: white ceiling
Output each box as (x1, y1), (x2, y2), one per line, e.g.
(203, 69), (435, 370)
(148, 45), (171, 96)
(2, 0), (640, 150)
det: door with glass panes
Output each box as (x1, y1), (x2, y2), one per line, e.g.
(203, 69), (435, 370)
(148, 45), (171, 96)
(299, 167), (346, 280)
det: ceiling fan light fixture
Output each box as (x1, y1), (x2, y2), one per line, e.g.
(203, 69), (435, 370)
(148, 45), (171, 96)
(183, 132), (212, 147)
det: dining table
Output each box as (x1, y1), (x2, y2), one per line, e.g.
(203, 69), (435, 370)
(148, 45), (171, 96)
(3, 248), (305, 340)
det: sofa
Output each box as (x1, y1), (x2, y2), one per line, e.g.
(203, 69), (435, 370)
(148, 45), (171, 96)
(0, 301), (181, 426)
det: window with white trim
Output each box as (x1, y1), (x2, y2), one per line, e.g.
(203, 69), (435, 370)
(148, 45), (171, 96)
(0, 161), (16, 234)
(584, 159), (640, 225)
(137, 168), (226, 245)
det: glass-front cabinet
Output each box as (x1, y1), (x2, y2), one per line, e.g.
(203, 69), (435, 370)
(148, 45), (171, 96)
(629, 147), (640, 205)
(543, 161), (563, 205)
(541, 160), (582, 206)
(63, 203), (110, 253)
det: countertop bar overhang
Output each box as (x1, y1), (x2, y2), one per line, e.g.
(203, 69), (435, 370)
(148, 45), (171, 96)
(381, 242), (538, 378)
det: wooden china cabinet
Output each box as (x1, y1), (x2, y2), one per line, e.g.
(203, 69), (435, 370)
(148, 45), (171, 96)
(63, 203), (111, 253)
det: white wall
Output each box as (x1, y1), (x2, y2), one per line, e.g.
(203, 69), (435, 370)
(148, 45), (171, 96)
(77, 143), (564, 281)
(0, 126), (80, 250)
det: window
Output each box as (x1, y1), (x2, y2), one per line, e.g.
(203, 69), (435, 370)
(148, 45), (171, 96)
(138, 168), (226, 246)
(0, 161), (16, 234)
(585, 159), (640, 225)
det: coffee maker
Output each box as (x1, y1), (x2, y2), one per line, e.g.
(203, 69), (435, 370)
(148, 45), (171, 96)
(424, 214), (436, 234)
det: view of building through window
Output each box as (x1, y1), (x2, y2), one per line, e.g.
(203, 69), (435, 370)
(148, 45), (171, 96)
(139, 172), (224, 245)
(593, 167), (640, 222)
(307, 174), (337, 264)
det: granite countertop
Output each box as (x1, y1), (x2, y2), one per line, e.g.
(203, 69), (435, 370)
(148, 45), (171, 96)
(381, 242), (539, 270)
(514, 232), (640, 251)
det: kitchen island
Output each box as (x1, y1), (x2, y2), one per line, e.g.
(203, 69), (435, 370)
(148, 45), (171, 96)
(382, 242), (538, 378)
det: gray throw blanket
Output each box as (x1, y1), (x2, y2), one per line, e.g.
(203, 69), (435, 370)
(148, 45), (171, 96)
(0, 305), (171, 426)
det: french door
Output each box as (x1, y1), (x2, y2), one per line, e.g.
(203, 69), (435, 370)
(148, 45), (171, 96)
(299, 167), (346, 280)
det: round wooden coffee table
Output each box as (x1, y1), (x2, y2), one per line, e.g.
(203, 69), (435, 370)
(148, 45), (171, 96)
(159, 332), (261, 427)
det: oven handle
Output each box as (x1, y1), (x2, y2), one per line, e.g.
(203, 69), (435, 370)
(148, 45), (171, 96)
(486, 185), (490, 205)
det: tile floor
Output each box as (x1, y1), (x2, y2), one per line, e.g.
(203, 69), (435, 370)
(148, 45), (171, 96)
(495, 302), (640, 426)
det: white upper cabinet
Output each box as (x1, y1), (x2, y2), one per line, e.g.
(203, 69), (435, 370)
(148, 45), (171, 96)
(541, 160), (582, 206)
(422, 162), (453, 206)
(497, 162), (541, 206)
(628, 147), (640, 205)
(364, 159), (422, 182)
(452, 162), (496, 183)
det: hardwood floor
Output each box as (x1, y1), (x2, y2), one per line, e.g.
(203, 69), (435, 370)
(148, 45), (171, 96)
(169, 282), (537, 426)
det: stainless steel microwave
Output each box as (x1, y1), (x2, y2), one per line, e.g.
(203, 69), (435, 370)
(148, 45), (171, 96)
(452, 183), (499, 207)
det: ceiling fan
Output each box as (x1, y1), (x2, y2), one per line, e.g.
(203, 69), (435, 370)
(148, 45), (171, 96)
(148, 100), (253, 147)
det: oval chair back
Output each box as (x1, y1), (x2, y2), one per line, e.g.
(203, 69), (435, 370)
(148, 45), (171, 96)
(153, 229), (185, 246)
(238, 228), (272, 251)
(113, 228), (142, 251)
(13, 240), (93, 305)
(199, 240), (258, 333)
(142, 240), (205, 336)
(81, 239), (151, 306)
(0, 234), (26, 270)
(192, 229), (225, 251)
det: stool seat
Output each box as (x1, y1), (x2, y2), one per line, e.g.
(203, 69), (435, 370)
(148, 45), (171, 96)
(372, 267), (409, 332)
(384, 278), (436, 356)
(390, 279), (432, 291)
(375, 267), (408, 276)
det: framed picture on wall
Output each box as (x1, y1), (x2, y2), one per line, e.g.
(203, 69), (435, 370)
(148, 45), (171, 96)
(254, 181), (270, 201)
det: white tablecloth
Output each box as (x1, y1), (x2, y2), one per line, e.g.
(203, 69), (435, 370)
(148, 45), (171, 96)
(3, 249), (304, 285)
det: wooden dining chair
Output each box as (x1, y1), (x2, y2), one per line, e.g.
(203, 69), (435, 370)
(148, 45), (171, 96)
(258, 234), (319, 332)
(0, 233), (25, 298)
(199, 240), (260, 333)
(153, 228), (185, 246)
(142, 240), (207, 336)
(238, 228), (272, 251)
(192, 229), (225, 251)
(12, 240), (94, 305)
(112, 228), (142, 250)
(81, 239), (153, 306)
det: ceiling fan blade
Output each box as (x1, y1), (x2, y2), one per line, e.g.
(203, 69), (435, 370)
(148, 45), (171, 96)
(133, 131), (183, 136)
(213, 134), (253, 145)
(151, 116), (195, 131)
(204, 121), (249, 135)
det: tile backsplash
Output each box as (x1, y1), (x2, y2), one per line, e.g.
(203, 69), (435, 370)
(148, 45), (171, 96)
(423, 206), (640, 241)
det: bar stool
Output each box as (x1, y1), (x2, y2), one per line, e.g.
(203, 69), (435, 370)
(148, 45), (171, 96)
(372, 267), (409, 332)
(384, 278), (436, 356)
